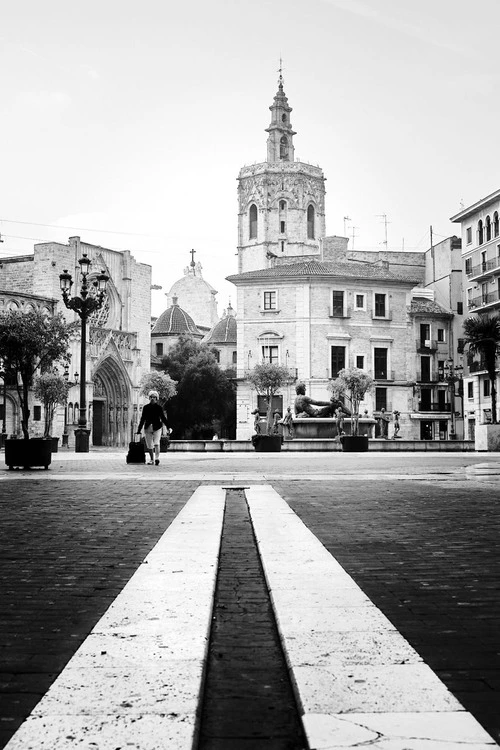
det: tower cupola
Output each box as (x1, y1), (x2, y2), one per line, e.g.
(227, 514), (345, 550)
(265, 70), (296, 163)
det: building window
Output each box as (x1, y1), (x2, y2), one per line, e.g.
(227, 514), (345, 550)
(484, 378), (490, 397)
(457, 301), (463, 315)
(466, 227), (472, 244)
(281, 241), (285, 253)
(494, 212), (499, 238)
(420, 356), (431, 382)
(331, 290), (344, 316)
(280, 136), (289, 160)
(374, 347), (388, 379)
(280, 200), (286, 211)
(467, 381), (474, 399)
(465, 257), (472, 274)
(481, 250), (487, 270)
(374, 293), (387, 317)
(375, 387), (387, 411)
(33, 405), (42, 421)
(280, 220), (286, 234)
(262, 345), (279, 364)
(355, 294), (365, 309)
(331, 346), (346, 378)
(155, 342), (163, 356)
(420, 323), (430, 346)
(356, 355), (364, 369)
(249, 204), (258, 239)
(213, 349), (220, 363)
(258, 394), (282, 415)
(307, 205), (315, 239)
(486, 216), (492, 242)
(232, 351), (237, 364)
(437, 328), (445, 342)
(263, 291), (277, 310)
(478, 219), (484, 245)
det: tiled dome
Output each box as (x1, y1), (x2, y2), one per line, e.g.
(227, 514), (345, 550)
(152, 297), (200, 336)
(204, 304), (237, 344)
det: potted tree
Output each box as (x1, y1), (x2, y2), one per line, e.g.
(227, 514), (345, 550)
(328, 367), (374, 451)
(139, 371), (177, 451)
(33, 371), (71, 452)
(0, 308), (72, 469)
(247, 362), (293, 452)
(463, 314), (500, 451)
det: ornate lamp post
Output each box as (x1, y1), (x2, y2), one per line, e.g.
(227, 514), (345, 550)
(59, 254), (109, 452)
(444, 359), (464, 439)
(0, 358), (7, 449)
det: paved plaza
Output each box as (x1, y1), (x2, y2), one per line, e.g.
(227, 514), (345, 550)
(1, 449), (499, 749)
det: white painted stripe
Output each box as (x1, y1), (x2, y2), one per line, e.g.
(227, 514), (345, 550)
(246, 485), (498, 749)
(5, 485), (226, 750)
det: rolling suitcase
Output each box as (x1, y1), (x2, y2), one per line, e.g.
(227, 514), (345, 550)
(126, 435), (146, 464)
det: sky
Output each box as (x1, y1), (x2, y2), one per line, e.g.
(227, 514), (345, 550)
(1, 0), (499, 318)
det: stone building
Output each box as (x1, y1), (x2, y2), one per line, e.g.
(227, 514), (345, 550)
(451, 189), (500, 435)
(0, 236), (151, 446)
(151, 296), (204, 366)
(203, 304), (237, 371)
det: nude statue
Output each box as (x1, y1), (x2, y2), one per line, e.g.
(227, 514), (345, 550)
(294, 382), (351, 418)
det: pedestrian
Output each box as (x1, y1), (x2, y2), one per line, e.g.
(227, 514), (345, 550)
(137, 390), (169, 465)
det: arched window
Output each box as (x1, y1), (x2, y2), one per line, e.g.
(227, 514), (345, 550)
(478, 219), (484, 245)
(494, 212), (499, 238)
(307, 205), (315, 239)
(249, 204), (258, 239)
(486, 215), (492, 242)
(280, 136), (289, 160)
(281, 114), (287, 123)
(279, 200), (286, 211)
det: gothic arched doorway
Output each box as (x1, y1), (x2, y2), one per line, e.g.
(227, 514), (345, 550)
(92, 355), (133, 447)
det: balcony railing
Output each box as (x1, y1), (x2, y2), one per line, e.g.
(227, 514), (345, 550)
(416, 338), (438, 352)
(468, 289), (500, 310)
(374, 370), (395, 381)
(466, 255), (500, 279)
(418, 403), (452, 412)
(416, 372), (440, 383)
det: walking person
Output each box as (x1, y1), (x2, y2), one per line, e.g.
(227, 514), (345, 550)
(137, 390), (169, 465)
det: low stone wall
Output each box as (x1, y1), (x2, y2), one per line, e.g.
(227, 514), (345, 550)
(291, 417), (376, 440)
(166, 439), (475, 452)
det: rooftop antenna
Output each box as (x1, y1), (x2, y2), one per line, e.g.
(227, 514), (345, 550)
(350, 226), (358, 250)
(377, 214), (391, 250)
(343, 216), (351, 236)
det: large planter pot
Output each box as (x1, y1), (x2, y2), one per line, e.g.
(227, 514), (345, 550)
(341, 435), (369, 452)
(475, 423), (500, 451)
(51, 437), (59, 453)
(251, 434), (282, 452)
(5, 438), (52, 469)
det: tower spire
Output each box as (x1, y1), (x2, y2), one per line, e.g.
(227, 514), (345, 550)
(265, 61), (296, 163)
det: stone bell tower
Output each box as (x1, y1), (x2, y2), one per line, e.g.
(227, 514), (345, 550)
(237, 69), (326, 273)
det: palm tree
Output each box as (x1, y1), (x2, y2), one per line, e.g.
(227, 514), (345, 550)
(463, 314), (500, 424)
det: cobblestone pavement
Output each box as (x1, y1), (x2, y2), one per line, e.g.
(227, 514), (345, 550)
(0, 450), (499, 748)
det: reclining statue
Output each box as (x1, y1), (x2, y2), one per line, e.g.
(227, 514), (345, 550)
(294, 382), (351, 418)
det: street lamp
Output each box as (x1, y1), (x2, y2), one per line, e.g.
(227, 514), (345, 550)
(59, 254), (109, 452)
(444, 359), (464, 439)
(0, 358), (6, 448)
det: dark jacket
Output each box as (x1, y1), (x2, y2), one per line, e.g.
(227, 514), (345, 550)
(137, 402), (169, 432)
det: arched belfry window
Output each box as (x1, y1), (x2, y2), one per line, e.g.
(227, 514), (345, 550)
(307, 205), (315, 239)
(478, 219), (484, 245)
(249, 204), (258, 239)
(280, 136), (289, 160)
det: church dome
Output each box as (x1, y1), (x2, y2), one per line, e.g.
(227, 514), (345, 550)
(152, 297), (201, 336)
(204, 305), (237, 344)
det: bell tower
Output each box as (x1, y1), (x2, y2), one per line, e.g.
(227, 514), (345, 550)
(237, 69), (326, 273)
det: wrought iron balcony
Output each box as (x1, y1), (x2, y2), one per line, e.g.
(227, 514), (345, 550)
(466, 255), (500, 281)
(467, 289), (500, 310)
(418, 403), (451, 412)
(416, 338), (438, 352)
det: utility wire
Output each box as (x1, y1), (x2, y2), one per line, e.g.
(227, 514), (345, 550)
(0, 217), (163, 238)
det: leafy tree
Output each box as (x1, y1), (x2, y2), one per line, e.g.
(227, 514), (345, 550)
(34, 372), (71, 438)
(139, 370), (177, 406)
(161, 335), (236, 438)
(247, 362), (292, 433)
(0, 309), (72, 438)
(328, 367), (374, 435)
(463, 314), (500, 424)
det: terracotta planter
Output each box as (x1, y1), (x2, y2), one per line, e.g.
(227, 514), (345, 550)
(341, 435), (369, 452)
(252, 435), (282, 452)
(5, 438), (52, 469)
